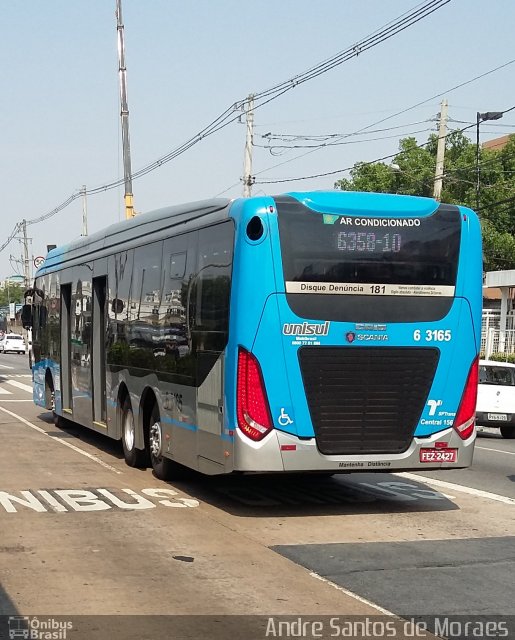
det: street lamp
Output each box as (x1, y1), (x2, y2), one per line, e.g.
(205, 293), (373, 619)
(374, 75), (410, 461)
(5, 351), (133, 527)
(476, 110), (503, 210)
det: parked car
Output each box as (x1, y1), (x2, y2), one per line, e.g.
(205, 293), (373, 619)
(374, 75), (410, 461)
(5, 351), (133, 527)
(0, 333), (27, 355)
(476, 359), (515, 438)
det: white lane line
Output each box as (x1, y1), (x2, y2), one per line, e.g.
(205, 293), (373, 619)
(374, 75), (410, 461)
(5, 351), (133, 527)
(0, 406), (122, 475)
(2, 374), (32, 378)
(397, 472), (515, 505)
(0, 387), (12, 395)
(5, 379), (33, 393)
(476, 445), (515, 456)
(309, 572), (395, 616)
(0, 364), (14, 369)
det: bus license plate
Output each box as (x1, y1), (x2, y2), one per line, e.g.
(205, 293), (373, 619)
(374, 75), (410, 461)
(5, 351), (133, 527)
(487, 413), (508, 421)
(420, 448), (457, 463)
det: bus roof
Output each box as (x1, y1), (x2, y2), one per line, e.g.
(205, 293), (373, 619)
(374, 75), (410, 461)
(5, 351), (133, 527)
(36, 190), (468, 276)
(38, 198), (231, 274)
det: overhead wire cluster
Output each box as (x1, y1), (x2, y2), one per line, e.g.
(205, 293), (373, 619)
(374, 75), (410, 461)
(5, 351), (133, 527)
(256, 120), (436, 154)
(254, 105), (515, 185)
(2, 0), (450, 250)
(252, 57), (515, 181)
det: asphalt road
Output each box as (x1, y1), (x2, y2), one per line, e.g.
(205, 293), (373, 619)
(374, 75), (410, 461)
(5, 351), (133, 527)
(0, 352), (513, 639)
(416, 427), (515, 499)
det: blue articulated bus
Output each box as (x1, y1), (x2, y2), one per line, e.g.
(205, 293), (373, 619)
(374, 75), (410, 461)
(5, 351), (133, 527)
(25, 191), (482, 479)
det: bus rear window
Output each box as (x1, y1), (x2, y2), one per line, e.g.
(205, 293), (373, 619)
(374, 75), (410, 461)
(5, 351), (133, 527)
(479, 365), (515, 386)
(276, 199), (461, 293)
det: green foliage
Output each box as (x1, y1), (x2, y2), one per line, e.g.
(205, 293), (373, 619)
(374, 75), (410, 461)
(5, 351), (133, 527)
(0, 284), (23, 306)
(334, 131), (515, 271)
(487, 352), (515, 364)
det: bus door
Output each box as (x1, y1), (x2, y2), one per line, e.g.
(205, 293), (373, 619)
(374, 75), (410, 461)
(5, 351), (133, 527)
(197, 352), (225, 470)
(60, 283), (72, 414)
(194, 223), (233, 471)
(92, 276), (107, 426)
(70, 272), (94, 426)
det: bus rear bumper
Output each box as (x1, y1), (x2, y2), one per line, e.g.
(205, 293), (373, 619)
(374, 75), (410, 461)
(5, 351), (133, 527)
(233, 427), (475, 472)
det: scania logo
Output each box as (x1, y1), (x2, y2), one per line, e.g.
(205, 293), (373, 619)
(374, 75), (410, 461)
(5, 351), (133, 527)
(345, 332), (356, 343)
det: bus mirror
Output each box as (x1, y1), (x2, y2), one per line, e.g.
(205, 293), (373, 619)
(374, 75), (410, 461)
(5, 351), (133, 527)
(111, 298), (124, 314)
(21, 304), (33, 328)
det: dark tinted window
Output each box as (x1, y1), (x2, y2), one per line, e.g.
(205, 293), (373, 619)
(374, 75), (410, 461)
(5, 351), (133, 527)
(106, 224), (234, 387)
(278, 201), (460, 288)
(191, 222), (234, 384)
(125, 242), (164, 372)
(479, 365), (515, 386)
(107, 250), (134, 368)
(275, 197), (461, 323)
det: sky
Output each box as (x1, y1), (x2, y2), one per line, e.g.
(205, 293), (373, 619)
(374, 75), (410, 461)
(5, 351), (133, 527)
(1, 0), (514, 282)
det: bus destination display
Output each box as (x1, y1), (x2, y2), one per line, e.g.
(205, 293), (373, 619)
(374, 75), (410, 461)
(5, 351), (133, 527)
(337, 231), (402, 253)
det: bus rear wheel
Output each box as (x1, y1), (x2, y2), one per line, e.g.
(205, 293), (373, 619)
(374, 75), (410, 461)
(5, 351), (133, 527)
(121, 396), (148, 468)
(45, 375), (60, 426)
(149, 406), (189, 481)
(500, 425), (515, 439)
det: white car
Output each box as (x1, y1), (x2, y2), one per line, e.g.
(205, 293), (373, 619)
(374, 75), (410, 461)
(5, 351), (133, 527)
(476, 359), (515, 438)
(0, 333), (27, 355)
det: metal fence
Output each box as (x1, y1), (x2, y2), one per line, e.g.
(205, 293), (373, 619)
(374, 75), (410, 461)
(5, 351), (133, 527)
(481, 309), (515, 357)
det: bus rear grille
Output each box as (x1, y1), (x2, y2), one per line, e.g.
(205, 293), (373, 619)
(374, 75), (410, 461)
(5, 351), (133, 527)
(298, 347), (440, 455)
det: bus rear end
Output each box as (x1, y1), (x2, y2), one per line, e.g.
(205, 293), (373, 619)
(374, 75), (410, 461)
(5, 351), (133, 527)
(227, 191), (482, 473)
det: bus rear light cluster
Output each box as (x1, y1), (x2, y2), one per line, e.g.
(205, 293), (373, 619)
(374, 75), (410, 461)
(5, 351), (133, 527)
(236, 347), (273, 441)
(453, 357), (479, 441)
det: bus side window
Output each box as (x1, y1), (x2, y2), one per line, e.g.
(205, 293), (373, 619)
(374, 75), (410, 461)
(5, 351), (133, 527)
(193, 222), (234, 384)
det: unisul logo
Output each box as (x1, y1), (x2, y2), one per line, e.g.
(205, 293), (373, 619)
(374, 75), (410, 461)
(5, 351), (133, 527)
(282, 321), (330, 336)
(8, 617), (72, 640)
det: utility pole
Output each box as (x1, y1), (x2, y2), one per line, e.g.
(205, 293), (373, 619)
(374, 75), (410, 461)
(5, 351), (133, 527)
(242, 94), (255, 197)
(116, 0), (135, 219)
(21, 220), (31, 288)
(433, 99), (448, 201)
(81, 185), (88, 236)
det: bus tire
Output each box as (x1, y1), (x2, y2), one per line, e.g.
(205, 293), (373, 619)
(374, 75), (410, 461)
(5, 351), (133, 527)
(149, 405), (189, 481)
(121, 396), (148, 468)
(45, 374), (64, 427)
(500, 425), (515, 439)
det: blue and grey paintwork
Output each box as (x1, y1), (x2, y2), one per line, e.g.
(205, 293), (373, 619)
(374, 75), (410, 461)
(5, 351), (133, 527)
(32, 191), (482, 474)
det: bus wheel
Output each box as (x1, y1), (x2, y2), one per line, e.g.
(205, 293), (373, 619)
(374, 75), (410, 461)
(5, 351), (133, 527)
(500, 425), (515, 439)
(121, 396), (148, 468)
(149, 406), (189, 481)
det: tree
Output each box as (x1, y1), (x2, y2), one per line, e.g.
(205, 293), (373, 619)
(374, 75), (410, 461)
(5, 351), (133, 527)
(335, 131), (515, 271)
(0, 283), (24, 306)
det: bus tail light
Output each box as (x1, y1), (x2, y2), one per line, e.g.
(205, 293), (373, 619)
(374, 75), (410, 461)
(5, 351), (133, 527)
(453, 357), (479, 440)
(237, 347), (273, 441)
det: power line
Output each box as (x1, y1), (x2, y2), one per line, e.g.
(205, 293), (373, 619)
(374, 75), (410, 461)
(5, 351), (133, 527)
(478, 195), (515, 213)
(0, 224), (21, 255)
(250, 0), (451, 102)
(255, 127), (434, 152)
(255, 106), (515, 185)
(255, 59), (515, 179)
(14, 0), (449, 233)
(260, 119), (434, 142)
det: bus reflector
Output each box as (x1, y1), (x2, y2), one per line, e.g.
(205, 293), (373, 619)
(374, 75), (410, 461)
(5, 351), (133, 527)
(237, 348), (273, 441)
(453, 357), (479, 440)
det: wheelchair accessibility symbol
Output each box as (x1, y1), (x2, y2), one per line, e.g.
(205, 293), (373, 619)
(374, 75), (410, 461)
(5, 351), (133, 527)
(278, 408), (293, 427)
